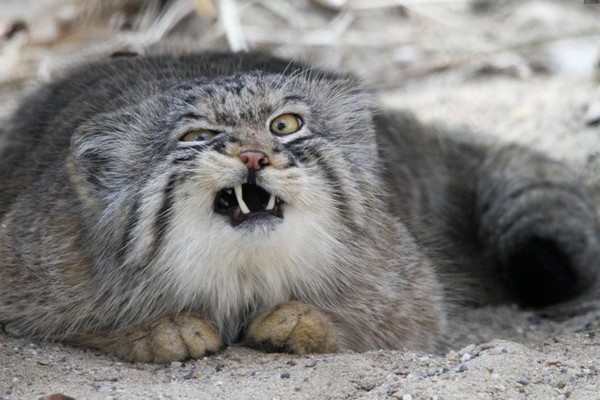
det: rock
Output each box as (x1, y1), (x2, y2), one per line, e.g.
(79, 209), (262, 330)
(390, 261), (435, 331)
(446, 350), (458, 362)
(517, 377), (530, 385)
(182, 369), (196, 380)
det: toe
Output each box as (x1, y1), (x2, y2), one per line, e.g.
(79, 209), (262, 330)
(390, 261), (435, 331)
(175, 314), (222, 358)
(150, 318), (188, 363)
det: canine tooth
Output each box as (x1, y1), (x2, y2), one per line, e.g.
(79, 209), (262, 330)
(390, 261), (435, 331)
(225, 189), (233, 195)
(234, 184), (250, 214)
(266, 194), (276, 210)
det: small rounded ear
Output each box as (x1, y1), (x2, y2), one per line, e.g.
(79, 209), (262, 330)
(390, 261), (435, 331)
(69, 107), (144, 197)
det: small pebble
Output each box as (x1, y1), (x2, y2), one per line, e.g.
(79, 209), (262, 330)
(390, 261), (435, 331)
(517, 377), (530, 386)
(458, 364), (469, 373)
(460, 353), (472, 362)
(170, 361), (182, 368)
(280, 372), (291, 379)
(182, 369), (195, 380)
(305, 360), (317, 368)
(446, 350), (458, 362)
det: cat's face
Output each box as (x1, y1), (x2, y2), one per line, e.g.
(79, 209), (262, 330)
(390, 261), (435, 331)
(69, 70), (380, 320)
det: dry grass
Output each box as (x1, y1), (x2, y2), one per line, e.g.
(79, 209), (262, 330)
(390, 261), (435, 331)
(1, 0), (598, 86)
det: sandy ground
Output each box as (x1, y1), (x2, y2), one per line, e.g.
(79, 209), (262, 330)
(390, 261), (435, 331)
(2, 1), (600, 399)
(2, 333), (599, 399)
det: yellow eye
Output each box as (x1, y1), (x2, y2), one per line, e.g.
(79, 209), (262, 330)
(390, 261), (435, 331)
(179, 129), (219, 142)
(270, 114), (303, 136)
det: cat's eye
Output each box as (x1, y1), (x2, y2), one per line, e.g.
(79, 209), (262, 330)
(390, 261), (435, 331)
(270, 114), (303, 136)
(179, 129), (219, 142)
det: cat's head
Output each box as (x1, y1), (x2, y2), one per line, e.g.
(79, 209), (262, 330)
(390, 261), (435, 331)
(68, 56), (385, 306)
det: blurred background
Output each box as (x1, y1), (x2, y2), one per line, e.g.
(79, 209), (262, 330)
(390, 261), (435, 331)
(1, 0), (600, 189)
(2, 1), (599, 83)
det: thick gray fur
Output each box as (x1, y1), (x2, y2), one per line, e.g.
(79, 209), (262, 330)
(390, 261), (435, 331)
(0, 52), (598, 358)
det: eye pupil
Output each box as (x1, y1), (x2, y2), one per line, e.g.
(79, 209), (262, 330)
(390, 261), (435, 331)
(270, 114), (302, 136)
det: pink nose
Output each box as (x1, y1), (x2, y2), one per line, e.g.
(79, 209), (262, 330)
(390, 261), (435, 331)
(239, 151), (269, 170)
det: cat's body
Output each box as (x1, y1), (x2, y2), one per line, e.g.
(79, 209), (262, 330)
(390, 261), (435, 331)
(0, 52), (598, 362)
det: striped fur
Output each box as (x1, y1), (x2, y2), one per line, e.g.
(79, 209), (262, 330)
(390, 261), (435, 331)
(1, 52), (598, 360)
(0, 53), (444, 353)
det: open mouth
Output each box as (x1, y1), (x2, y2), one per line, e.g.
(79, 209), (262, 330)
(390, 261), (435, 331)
(214, 183), (284, 226)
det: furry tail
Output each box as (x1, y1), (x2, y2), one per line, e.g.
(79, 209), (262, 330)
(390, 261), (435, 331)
(477, 145), (600, 307)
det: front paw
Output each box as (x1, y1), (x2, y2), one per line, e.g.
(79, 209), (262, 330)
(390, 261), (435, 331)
(74, 314), (223, 363)
(244, 301), (338, 354)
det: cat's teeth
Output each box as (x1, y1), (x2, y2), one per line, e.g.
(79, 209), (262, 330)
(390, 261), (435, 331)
(266, 194), (276, 211)
(225, 189), (233, 195)
(234, 184), (251, 214)
(219, 198), (229, 207)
